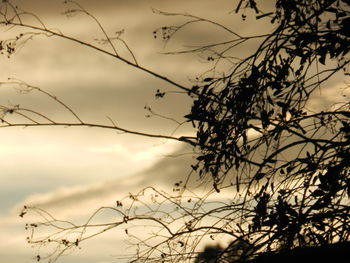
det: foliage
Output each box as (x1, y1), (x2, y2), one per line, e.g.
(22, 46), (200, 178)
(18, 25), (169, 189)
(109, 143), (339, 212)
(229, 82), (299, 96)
(186, 0), (350, 253)
(1, 0), (350, 262)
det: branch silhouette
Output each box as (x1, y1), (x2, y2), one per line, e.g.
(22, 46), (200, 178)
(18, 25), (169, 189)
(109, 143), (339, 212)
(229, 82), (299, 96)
(1, 0), (350, 262)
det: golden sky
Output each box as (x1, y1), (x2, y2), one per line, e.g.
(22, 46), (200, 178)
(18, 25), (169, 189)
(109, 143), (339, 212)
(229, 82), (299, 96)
(0, 1), (235, 262)
(0, 1), (349, 262)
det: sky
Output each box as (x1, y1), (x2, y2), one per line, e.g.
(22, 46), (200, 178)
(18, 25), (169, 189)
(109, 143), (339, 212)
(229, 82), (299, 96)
(0, 1), (235, 262)
(0, 1), (349, 263)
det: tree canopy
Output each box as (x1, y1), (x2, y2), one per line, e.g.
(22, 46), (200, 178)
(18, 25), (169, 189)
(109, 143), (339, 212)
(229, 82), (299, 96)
(186, 0), (350, 251)
(1, 0), (350, 262)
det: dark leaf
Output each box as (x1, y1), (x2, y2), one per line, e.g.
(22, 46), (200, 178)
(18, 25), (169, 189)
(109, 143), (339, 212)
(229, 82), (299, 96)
(203, 77), (214, 82)
(311, 189), (325, 197)
(256, 12), (273, 19)
(196, 155), (205, 161)
(276, 101), (287, 108)
(255, 172), (265, 180)
(314, 223), (326, 231)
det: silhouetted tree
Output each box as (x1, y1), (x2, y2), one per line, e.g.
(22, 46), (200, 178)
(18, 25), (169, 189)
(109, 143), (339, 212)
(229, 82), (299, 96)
(194, 244), (224, 263)
(246, 241), (350, 263)
(1, 0), (350, 262)
(195, 241), (350, 263)
(195, 239), (253, 263)
(185, 0), (350, 254)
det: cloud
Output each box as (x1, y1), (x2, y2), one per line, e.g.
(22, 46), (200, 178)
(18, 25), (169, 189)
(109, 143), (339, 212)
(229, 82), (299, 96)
(1, 1), (349, 262)
(0, 142), (196, 263)
(306, 80), (350, 112)
(8, 143), (193, 215)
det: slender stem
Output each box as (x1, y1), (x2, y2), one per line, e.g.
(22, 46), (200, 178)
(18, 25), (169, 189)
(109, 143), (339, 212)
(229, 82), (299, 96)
(3, 21), (192, 94)
(0, 121), (197, 143)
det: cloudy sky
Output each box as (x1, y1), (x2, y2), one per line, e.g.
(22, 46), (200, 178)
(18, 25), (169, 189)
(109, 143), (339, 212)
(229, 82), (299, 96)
(0, 1), (235, 262)
(0, 1), (349, 263)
